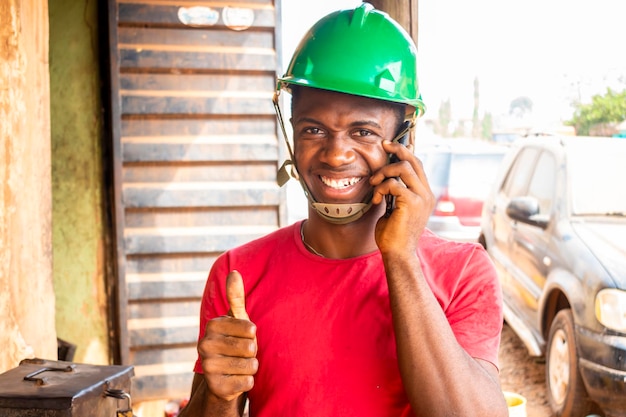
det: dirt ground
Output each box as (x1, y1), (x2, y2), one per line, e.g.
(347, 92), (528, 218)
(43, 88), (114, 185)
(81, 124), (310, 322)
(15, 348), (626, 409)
(499, 322), (552, 417)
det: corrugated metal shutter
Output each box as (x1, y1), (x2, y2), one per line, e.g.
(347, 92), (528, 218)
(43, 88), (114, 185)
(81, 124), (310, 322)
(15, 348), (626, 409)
(105, 0), (284, 400)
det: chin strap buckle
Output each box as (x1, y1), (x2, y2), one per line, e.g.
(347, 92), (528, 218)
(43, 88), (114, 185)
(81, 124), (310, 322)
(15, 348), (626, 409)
(277, 160), (300, 187)
(312, 202), (372, 224)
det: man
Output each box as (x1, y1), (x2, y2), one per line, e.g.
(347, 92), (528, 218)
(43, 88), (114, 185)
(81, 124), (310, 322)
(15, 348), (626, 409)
(180, 3), (508, 416)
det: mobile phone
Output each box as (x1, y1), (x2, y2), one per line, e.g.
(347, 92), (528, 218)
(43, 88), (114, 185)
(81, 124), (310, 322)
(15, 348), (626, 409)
(385, 121), (411, 217)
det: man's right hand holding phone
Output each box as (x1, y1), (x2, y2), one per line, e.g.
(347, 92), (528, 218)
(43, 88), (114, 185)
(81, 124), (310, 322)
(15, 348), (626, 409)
(371, 133), (435, 256)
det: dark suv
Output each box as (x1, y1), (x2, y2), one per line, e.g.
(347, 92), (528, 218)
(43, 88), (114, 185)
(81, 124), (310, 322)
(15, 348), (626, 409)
(479, 136), (626, 417)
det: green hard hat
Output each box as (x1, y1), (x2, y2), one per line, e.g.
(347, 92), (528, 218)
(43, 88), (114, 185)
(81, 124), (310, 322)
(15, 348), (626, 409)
(277, 2), (425, 116)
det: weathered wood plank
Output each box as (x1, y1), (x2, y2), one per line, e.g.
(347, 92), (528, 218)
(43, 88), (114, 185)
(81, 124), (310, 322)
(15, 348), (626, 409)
(127, 299), (201, 319)
(122, 136), (278, 162)
(119, 0), (273, 4)
(127, 272), (207, 300)
(125, 253), (217, 273)
(132, 361), (196, 379)
(128, 314), (198, 342)
(127, 279), (203, 300)
(118, 27), (274, 49)
(123, 206), (277, 228)
(120, 72), (275, 91)
(119, 0), (274, 4)
(129, 346), (197, 367)
(119, 47), (276, 71)
(118, 3), (275, 28)
(123, 163), (280, 183)
(131, 372), (194, 402)
(123, 181), (280, 208)
(127, 278), (203, 299)
(121, 93), (274, 115)
(130, 351), (197, 399)
(124, 225), (276, 254)
(121, 117), (277, 137)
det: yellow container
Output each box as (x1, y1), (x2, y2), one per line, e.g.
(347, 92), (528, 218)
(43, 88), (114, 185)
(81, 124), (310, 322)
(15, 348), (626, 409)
(503, 391), (527, 417)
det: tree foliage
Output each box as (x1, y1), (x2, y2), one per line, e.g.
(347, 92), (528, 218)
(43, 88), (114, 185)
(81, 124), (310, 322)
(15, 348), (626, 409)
(566, 88), (626, 136)
(472, 77), (481, 138)
(509, 96), (533, 117)
(482, 112), (493, 140)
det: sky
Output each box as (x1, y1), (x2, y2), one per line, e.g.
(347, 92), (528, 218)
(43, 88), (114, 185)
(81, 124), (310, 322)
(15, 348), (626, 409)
(282, 0), (626, 125)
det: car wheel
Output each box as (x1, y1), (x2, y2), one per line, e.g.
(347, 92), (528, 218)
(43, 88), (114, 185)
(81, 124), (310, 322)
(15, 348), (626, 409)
(546, 309), (600, 417)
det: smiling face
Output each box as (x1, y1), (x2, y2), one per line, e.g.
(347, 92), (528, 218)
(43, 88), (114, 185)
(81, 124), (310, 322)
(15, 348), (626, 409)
(291, 87), (405, 207)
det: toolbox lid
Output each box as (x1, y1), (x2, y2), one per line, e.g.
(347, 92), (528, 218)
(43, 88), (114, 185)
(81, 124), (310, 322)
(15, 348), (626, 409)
(0, 358), (134, 410)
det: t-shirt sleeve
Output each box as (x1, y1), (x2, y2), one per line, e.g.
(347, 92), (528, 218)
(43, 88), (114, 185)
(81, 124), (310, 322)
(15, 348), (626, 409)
(445, 245), (503, 368)
(193, 253), (231, 374)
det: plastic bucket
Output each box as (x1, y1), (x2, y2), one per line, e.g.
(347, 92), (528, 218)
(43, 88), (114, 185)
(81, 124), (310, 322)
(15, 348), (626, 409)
(503, 391), (527, 417)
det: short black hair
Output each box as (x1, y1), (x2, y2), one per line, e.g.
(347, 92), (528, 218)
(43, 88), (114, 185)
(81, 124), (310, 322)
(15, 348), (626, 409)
(289, 85), (407, 133)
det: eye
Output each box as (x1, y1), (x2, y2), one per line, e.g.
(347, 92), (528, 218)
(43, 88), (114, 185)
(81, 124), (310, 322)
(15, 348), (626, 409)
(354, 129), (373, 137)
(352, 128), (382, 145)
(300, 126), (325, 138)
(303, 126), (324, 136)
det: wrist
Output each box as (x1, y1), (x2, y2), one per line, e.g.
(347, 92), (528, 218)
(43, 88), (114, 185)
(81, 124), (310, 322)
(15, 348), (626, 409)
(205, 392), (244, 417)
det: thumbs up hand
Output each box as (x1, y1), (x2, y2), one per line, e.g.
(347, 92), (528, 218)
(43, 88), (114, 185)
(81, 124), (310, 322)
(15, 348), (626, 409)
(198, 270), (258, 403)
(227, 270), (250, 321)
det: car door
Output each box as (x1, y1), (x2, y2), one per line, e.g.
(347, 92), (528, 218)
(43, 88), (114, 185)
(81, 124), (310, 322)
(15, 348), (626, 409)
(488, 147), (540, 307)
(508, 150), (557, 331)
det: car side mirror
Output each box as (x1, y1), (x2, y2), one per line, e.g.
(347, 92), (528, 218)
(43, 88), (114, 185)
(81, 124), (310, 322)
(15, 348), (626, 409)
(506, 196), (549, 229)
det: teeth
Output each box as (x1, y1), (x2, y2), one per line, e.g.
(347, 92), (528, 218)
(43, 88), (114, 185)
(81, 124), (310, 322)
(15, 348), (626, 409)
(321, 176), (361, 189)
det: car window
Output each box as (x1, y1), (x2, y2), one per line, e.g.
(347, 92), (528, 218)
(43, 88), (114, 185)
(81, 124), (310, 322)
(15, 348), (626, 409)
(422, 151), (451, 188)
(449, 153), (505, 198)
(568, 144), (626, 215)
(501, 147), (540, 198)
(526, 151), (556, 215)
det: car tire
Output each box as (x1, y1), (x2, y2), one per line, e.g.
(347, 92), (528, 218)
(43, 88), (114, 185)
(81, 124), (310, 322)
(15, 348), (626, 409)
(546, 309), (601, 417)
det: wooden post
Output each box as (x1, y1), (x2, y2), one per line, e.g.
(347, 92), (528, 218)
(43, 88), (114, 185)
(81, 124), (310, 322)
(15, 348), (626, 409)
(0, 0), (57, 372)
(367, 0), (419, 46)
(367, 0), (420, 146)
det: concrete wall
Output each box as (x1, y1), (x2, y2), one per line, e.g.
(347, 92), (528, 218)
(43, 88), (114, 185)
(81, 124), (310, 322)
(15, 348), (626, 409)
(49, 0), (109, 365)
(0, 0), (58, 372)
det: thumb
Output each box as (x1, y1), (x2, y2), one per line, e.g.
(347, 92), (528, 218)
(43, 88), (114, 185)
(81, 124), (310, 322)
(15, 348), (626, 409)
(226, 270), (249, 320)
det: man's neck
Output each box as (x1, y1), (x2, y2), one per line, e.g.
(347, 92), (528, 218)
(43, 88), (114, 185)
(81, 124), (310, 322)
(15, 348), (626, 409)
(302, 208), (382, 259)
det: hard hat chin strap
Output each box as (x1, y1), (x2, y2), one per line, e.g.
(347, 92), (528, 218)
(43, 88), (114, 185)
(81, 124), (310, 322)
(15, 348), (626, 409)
(273, 92), (374, 225)
(312, 201), (373, 224)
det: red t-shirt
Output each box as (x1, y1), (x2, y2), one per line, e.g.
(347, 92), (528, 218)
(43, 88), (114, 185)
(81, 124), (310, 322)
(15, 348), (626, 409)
(194, 221), (502, 416)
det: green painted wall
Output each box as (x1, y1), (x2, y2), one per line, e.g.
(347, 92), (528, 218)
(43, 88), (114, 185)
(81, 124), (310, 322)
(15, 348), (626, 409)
(49, 0), (109, 365)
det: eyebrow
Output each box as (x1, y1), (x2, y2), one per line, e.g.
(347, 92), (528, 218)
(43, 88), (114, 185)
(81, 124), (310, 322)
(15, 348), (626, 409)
(294, 117), (383, 130)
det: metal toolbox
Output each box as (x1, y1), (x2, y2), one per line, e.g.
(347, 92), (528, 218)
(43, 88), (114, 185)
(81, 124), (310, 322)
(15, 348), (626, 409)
(0, 358), (134, 417)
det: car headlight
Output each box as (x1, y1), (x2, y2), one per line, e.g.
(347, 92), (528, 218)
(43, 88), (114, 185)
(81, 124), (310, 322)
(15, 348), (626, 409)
(595, 288), (626, 332)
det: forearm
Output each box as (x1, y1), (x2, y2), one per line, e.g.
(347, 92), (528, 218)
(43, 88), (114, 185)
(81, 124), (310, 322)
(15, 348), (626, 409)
(383, 253), (507, 417)
(179, 374), (244, 417)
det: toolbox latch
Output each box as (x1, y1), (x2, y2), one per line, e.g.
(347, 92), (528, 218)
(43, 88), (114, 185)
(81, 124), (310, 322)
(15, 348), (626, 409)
(105, 387), (136, 417)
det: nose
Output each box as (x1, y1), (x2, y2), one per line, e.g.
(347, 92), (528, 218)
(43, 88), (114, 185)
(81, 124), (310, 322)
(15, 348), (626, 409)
(319, 133), (355, 167)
